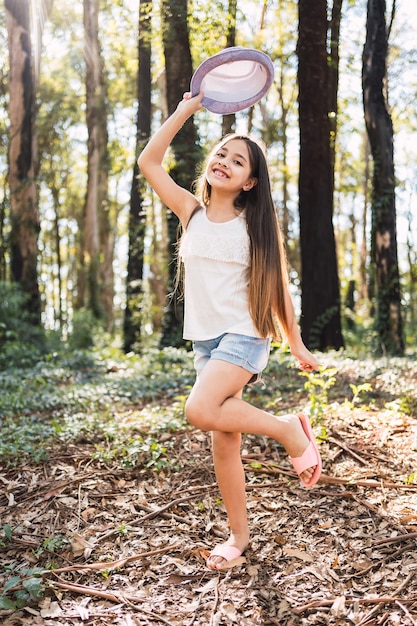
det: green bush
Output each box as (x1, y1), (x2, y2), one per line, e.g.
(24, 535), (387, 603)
(67, 309), (100, 350)
(0, 282), (46, 369)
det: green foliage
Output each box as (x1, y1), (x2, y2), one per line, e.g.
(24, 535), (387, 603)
(115, 523), (133, 536)
(0, 415), (55, 464)
(92, 433), (169, 470)
(349, 382), (373, 407)
(299, 366), (338, 422)
(0, 566), (47, 611)
(90, 397), (187, 470)
(0, 347), (194, 466)
(1, 340), (416, 475)
(0, 526), (69, 611)
(0, 282), (46, 369)
(404, 472), (417, 485)
(67, 309), (101, 350)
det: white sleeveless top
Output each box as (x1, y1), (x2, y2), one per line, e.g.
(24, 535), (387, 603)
(179, 206), (259, 340)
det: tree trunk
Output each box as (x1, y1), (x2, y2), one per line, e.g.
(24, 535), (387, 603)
(362, 0), (404, 355)
(359, 135), (371, 303)
(124, 0), (152, 353)
(83, 0), (110, 323)
(160, 0), (202, 347)
(297, 0), (344, 351)
(405, 205), (416, 329)
(221, 0), (237, 137)
(51, 189), (64, 329)
(328, 0), (342, 181)
(6, 0), (41, 323)
(274, 0), (297, 252)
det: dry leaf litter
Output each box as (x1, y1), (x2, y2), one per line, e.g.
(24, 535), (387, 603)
(1, 358), (417, 626)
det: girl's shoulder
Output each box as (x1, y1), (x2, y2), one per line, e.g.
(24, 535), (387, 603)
(184, 204), (204, 229)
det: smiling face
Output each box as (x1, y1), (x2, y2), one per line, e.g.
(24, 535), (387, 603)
(205, 138), (258, 197)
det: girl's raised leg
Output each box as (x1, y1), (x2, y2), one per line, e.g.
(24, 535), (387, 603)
(185, 360), (318, 483)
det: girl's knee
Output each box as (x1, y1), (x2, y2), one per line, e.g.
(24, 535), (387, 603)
(185, 395), (211, 430)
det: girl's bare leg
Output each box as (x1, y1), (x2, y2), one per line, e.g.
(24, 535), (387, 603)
(187, 360), (317, 568)
(185, 359), (316, 474)
(208, 428), (249, 569)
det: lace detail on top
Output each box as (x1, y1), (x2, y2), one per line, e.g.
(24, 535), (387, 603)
(180, 208), (250, 266)
(180, 231), (250, 265)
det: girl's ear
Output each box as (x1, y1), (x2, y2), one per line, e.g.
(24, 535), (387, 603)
(243, 178), (258, 191)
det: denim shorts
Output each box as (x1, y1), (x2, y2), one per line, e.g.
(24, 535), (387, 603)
(193, 333), (271, 383)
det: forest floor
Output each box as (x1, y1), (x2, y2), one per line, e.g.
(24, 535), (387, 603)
(1, 349), (417, 626)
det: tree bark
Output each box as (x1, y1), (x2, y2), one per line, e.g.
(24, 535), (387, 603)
(221, 0), (237, 137)
(328, 0), (343, 180)
(124, 0), (152, 353)
(362, 0), (404, 355)
(82, 0), (111, 324)
(6, 0), (41, 322)
(297, 0), (344, 351)
(160, 0), (202, 347)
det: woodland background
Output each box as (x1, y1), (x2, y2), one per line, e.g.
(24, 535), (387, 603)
(1, 2), (417, 625)
(1, 0), (416, 361)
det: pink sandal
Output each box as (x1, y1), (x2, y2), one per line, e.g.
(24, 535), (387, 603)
(290, 413), (322, 487)
(206, 545), (245, 570)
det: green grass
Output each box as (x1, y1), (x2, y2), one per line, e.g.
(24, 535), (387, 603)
(0, 342), (416, 468)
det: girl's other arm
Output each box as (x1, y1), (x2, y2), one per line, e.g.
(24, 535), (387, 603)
(137, 93), (204, 226)
(282, 286), (320, 371)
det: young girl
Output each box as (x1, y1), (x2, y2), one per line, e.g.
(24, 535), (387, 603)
(138, 92), (322, 571)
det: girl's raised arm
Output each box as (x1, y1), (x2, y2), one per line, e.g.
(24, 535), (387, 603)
(137, 93), (204, 226)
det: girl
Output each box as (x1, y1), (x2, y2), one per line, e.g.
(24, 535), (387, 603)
(138, 92), (322, 571)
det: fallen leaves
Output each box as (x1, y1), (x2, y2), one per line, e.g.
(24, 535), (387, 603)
(1, 387), (417, 624)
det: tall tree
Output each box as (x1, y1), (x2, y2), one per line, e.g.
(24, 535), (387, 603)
(160, 0), (202, 347)
(362, 0), (404, 355)
(297, 0), (344, 350)
(36, 2), (86, 335)
(265, 0), (298, 260)
(124, 0), (152, 353)
(5, 0), (41, 322)
(0, 10), (8, 281)
(221, 0), (237, 137)
(82, 0), (111, 324)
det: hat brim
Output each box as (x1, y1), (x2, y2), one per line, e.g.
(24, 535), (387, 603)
(190, 47), (274, 115)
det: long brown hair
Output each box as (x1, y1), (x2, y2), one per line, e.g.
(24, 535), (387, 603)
(195, 134), (290, 340)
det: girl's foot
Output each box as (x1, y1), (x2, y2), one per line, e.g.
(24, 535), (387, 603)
(283, 413), (322, 486)
(207, 533), (249, 570)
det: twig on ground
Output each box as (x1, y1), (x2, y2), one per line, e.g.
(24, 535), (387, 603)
(354, 570), (416, 625)
(372, 531), (417, 547)
(355, 604), (380, 625)
(393, 571), (416, 595)
(328, 436), (368, 465)
(348, 544), (412, 579)
(395, 600), (417, 626)
(51, 578), (133, 603)
(10, 470), (124, 505)
(317, 475), (417, 490)
(52, 575), (177, 624)
(292, 595), (417, 615)
(243, 462), (417, 490)
(133, 494), (199, 523)
(61, 612), (119, 620)
(49, 544), (179, 575)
